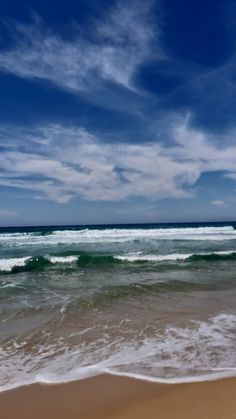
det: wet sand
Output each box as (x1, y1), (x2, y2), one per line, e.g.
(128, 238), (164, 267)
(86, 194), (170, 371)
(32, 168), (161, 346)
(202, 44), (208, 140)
(0, 374), (236, 419)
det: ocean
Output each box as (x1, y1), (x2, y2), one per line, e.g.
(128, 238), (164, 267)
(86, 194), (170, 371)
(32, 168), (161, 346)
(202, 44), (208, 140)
(1, 221), (236, 391)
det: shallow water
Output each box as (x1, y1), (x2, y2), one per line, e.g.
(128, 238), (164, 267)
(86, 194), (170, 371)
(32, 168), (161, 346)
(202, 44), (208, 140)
(1, 222), (236, 391)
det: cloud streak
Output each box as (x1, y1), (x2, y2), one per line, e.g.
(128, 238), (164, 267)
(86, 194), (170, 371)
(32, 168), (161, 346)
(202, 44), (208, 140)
(211, 200), (225, 206)
(1, 117), (236, 204)
(0, 2), (156, 92)
(0, 209), (17, 217)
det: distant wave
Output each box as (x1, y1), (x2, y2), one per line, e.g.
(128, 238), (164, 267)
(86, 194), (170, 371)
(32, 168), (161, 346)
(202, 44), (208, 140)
(0, 225), (236, 247)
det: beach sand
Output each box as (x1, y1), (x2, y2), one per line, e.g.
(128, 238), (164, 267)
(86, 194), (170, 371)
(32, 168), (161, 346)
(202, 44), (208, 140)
(0, 375), (236, 419)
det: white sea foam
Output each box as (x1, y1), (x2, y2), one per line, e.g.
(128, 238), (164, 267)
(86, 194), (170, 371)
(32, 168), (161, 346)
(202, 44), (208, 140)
(0, 255), (79, 272)
(0, 257), (30, 272)
(0, 226), (236, 247)
(116, 253), (192, 262)
(115, 250), (236, 262)
(1, 312), (236, 392)
(105, 369), (236, 384)
(47, 255), (78, 264)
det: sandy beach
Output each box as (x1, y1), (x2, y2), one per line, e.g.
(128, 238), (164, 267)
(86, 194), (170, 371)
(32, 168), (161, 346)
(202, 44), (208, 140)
(1, 375), (236, 419)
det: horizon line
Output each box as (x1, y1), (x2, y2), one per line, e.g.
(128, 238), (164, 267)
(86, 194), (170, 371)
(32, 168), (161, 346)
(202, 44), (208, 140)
(0, 220), (236, 229)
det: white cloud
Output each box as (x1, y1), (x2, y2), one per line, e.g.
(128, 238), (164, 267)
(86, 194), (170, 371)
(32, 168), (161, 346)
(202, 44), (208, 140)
(210, 200), (225, 206)
(0, 117), (236, 204)
(0, 2), (156, 91)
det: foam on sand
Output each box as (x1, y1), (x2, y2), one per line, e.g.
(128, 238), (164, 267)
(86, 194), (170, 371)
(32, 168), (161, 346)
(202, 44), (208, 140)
(1, 312), (236, 392)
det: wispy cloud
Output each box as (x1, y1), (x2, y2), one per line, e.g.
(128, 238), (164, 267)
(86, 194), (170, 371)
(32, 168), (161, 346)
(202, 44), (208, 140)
(164, 55), (236, 131)
(0, 2), (156, 92)
(210, 200), (225, 206)
(1, 117), (236, 204)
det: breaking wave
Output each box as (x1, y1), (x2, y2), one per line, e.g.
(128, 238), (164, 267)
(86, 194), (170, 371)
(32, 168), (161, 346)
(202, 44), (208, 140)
(0, 225), (236, 248)
(1, 250), (236, 274)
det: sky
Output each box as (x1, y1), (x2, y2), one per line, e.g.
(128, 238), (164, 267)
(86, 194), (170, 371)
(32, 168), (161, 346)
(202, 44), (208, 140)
(1, 0), (236, 226)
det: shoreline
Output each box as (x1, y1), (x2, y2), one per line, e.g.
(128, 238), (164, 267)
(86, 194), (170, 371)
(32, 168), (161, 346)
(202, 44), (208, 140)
(1, 374), (236, 419)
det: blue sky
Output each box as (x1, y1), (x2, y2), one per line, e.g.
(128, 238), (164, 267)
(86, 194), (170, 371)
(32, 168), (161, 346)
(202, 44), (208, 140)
(1, 0), (236, 226)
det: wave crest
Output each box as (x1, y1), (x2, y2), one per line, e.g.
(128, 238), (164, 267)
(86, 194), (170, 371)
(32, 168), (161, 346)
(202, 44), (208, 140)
(1, 250), (236, 274)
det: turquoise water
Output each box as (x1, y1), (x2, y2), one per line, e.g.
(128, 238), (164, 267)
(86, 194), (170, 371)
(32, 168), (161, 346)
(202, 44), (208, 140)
(1, 222), (236, 390)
